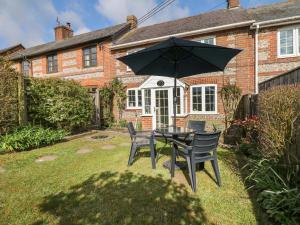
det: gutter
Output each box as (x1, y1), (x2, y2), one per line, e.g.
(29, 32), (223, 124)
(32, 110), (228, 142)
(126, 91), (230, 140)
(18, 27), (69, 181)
(111, 20), (255, 50)
(251, 15), (300, 29)
(254, 24), (259, 94)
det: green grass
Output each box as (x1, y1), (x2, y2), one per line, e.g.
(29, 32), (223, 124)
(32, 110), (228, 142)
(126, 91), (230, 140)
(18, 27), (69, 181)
(0, 131), (267, 225)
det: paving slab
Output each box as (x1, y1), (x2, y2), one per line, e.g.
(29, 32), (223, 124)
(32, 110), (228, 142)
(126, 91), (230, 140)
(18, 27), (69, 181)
(0, 166), (5, 173)
(76, 148), (94, 154)
(119, 142), (130, 147)
(35, 155), (57, 163)
(102, 144), (116, 150)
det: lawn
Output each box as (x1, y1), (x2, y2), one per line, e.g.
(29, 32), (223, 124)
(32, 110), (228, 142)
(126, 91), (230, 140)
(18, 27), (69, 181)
(0, 131), (267, 225)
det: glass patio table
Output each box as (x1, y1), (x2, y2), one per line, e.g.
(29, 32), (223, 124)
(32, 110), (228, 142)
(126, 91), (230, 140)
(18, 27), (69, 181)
(155, 126), (198, 170)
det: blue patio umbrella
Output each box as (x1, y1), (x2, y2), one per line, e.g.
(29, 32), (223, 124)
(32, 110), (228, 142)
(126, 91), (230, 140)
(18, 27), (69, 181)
(118, 37), (242, 128)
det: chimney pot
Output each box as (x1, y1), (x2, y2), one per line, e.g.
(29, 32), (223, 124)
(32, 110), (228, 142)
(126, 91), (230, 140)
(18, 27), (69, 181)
(127, 15), (137, 29)
(227, 0), (240, 9)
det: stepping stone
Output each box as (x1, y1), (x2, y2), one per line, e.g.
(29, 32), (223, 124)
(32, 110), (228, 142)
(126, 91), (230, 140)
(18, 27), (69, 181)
(0, 166), (5, 173)
(119, 142), (130, 147)
(102, 144), (116, 150)
(35, 155), (57, 163)
(76, 148), (94, 154)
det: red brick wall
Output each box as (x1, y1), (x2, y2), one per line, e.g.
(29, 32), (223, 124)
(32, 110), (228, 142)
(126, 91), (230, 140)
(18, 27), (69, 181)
(111, 26), (255, 129)
(15, 41), (116, 85)
(258, 24), (300, 83)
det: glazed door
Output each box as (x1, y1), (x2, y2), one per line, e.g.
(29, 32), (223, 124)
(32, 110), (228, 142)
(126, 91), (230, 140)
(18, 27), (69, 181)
(154, 89), (170, 129)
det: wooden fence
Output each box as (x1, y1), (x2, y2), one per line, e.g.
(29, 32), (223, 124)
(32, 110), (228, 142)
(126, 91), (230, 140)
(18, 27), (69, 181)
(235, 94), (258, 119)
(259, 66), (300, 91)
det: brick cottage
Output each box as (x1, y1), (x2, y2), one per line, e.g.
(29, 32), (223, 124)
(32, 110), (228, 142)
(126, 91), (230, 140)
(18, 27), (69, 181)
(8, 0), (300, 130)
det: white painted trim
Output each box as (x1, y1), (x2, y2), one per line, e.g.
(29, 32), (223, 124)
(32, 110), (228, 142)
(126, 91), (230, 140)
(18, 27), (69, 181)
(277, 26), (300, 58)
(190, 84), (218, 114)
(252, 16), (300, 28)
(139, 76), (186, 89)
(126, 88), (142, 109)
(111, 20), (255, 50)
(141, 89), (152, 116)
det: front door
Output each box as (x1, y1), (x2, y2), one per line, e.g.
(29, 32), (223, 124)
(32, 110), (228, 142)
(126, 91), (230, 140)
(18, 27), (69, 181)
(154, 89), (170, 129)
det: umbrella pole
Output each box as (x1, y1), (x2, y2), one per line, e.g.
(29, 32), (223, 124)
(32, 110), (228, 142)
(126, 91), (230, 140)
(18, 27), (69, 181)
(173, 77), (177, 129)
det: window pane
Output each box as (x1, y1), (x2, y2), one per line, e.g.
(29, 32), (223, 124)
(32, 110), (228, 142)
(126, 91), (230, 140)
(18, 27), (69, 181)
(173, 87), (181, 114)
(144, 89), (151, 114)
(192, 87), (202, 111)
(128, 90), (136, 107)
(280, 30), (294, 55)
(83, 46), (97, 67)
(205, 86), (215, 112)
(137, 90), (142, 107)
(203, 37), (214, 45)
(22, 61), (30, 76)
(47, 55), (58, 73)
(91, 47), (97, 53)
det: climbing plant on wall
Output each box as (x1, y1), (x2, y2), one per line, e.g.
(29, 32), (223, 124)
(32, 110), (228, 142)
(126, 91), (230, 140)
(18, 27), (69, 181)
(99, 78), (126, 127)
(0, 56), (25, 134)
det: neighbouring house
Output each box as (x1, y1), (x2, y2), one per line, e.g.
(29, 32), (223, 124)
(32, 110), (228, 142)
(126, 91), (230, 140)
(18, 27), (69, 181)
(111, 0), (300, 130)
(9, 20), (133, 88)
(6, 0), (300, 130)
(0, 44), (24, 57)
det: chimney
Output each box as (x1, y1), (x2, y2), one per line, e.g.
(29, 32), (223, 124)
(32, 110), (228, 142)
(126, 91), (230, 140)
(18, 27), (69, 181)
(54, 22), (73, 41)
(127, 15), (137, 29)
(227, 0), (240, 9)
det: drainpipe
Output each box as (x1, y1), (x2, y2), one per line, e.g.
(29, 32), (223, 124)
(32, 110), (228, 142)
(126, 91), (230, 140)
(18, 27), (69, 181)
(255, 24), (259, 94)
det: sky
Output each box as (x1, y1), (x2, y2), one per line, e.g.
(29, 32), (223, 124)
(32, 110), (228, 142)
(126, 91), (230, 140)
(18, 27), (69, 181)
(0, 0), (283, 49)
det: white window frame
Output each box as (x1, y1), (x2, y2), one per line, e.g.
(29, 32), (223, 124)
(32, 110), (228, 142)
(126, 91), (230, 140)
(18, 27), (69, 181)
(195, 36), (216, 45)
(142, 89), (152, 116)
(126, 88), (142, 109)
(277, 26), (300, 58)
(190, 84), (218, 114)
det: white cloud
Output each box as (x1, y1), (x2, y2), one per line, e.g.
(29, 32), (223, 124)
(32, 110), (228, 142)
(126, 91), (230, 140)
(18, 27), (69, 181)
(58, 11), (91, 35)
(95, 0), (190, 26)
(0, 0), (90, 48)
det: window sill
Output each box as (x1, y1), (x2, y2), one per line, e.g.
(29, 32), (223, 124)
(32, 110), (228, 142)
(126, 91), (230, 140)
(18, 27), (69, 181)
(277, 54), (298, 59)
(189, 112), (218, 115)
(83, 65), (97, 69)
(126, 107), (142, 110)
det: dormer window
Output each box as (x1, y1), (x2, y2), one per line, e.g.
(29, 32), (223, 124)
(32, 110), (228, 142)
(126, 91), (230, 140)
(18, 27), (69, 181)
(83, 46), (97, 67)
(47, 54), (58, 73)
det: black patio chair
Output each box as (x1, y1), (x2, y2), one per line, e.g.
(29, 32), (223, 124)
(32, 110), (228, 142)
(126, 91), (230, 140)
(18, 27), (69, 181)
(177, 120), (206, 144)
(171, 131), (221, 192)
(127, 122), (156, 169)
(188, 120), (206, 132)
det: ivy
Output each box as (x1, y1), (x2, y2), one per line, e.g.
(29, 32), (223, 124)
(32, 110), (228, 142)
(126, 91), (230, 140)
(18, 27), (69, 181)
(0, 56), (24, 134)
(99, 78), (126, 127)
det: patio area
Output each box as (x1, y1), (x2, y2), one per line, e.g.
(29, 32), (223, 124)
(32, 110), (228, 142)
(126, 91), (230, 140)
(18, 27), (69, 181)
(0, 131), (267, 225)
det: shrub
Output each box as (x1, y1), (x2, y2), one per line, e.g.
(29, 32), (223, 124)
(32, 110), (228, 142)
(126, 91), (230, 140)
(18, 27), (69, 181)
(246, 159), (300, 225)
(258, 85), (300, 183)
(220, 84), (242, 131)
(27, 78), (93, 132)
(0, 125), (69, 152)
(234, 116), (259, 143)
(108, 119), (128, 129)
